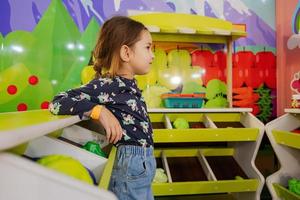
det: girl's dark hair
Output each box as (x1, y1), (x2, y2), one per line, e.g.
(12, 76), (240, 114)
(93, 16), (147, 78)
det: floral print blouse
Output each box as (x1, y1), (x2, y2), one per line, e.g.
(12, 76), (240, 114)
(49, 76), (153, 147)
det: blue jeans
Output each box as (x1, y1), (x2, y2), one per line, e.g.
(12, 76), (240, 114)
(108, 145), (156, 200)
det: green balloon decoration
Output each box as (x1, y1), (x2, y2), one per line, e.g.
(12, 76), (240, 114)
(2, 31), (35, 71)
(0, 33), (4, 71)
(30, 0), (81, 92)
(59, 17), (99, 92)
(0, 0), (103, 112)
(0, 63), (30, 105)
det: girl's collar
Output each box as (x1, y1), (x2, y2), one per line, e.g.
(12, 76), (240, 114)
(116, 74), (135, 81)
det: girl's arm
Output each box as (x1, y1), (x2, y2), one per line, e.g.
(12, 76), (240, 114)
(49, 78), (115, 119)
(49, 78), (123, 144)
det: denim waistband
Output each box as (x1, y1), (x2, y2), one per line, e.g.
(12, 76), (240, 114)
(117, 145), (153, 157)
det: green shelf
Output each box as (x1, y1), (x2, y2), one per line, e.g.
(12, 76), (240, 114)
(0, 110), (76, 131)
(273, 183), (300, 200)
(0, 110), (80, 151)
(131, 13), (246, 44)
(153, 128), (259, 143)
(273, 130), (300, 149)
(153, 179), (259, 196)
(99, 147), (259, 196)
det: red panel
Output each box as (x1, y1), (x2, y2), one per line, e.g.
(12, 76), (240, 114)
(244, 68), (264, 88)
(213, 51), (226, 69)
(233, 51), (255, 69)
(265, 67), (276, 89)
(213, 51), (227, 82)
(203, 67), (221, 86)
(255, 52), (276, 89)
(191, 50), (214, 69)
(233, 68), (244, 88)
(255, 52), (276, 69)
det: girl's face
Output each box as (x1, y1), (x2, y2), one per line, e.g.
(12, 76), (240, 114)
(129, 30), (154, 75)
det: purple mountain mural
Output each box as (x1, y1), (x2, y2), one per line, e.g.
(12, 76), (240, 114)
(203, 0), (275, 47)
(221, 1), (275, 47)
(0, 0), (275, 47)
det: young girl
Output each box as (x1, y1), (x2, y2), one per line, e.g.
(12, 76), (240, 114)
(49, 16), (156, 200)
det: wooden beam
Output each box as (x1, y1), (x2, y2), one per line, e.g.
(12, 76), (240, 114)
(226, 39), (233, 107)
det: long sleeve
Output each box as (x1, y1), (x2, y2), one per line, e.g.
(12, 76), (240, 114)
(49, 77), (117, 118)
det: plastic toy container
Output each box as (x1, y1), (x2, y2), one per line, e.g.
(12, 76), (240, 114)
(161, 93), (205, 108)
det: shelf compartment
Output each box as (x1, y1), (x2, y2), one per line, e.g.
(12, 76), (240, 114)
(0, 152), (116, 200)
(99, 147), (259, 195)
(273, 183), (300, 200)
(152, 122), (166, 129)
(60, 125), (109, 148)
(197, 150), (217, 181)
(272, 130), (300, 149)
(150, 113), (215, 130)
(206, 156), (248, 180)
(151, 114), (172, 129)
(152, 148), (259, 196)
(162, 151), (173, 183)
(213, 122), (244, 128)
(24, 136), (107, 184)
(154, 148), (235, 158)
(189, 122), (206, 129)
(205, 113), (245, 128)
(58, 136), (83, 148)
(167, 156), (208, 182)
(151, 113), (258, 143)
(171, 121), (208, 129)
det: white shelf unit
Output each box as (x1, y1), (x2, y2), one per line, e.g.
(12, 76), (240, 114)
(0, 110), (116, 200)
(266, 110), (300, 200)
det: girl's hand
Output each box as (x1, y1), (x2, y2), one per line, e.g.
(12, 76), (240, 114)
(98, 106), (123, 144)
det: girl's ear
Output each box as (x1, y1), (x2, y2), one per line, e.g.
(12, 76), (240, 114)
(120, 45), (131, 62)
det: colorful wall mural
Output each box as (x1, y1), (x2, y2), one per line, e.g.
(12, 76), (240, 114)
(0, 0), (276, 121)
(276, 0), (300, 116)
